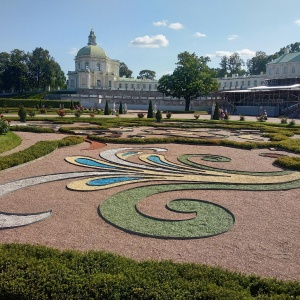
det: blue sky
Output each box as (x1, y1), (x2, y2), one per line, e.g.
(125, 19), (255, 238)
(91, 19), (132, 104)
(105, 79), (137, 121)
(1, 0), (300, 79)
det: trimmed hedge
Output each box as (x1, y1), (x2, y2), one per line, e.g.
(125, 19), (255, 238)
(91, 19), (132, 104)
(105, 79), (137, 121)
(0, 244), (299, 299)
(0, 136), (84, 170)
(0, 99), (80, 109)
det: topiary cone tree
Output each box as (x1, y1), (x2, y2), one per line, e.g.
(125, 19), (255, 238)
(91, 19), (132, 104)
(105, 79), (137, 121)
(212, 102), (220, 120)
(147, 100), (154, 118)
(155, 110), (162, 122)
(18, 106), (27, 122)
(104, 100), (110, 115)
(119, 102), (123, 114)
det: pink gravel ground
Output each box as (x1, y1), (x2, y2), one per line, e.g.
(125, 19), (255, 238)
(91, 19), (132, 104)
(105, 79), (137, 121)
(0, 131), (300, 281)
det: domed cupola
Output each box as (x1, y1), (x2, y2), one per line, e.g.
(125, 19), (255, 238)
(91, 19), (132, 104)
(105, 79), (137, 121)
(76, 29), (107, 59)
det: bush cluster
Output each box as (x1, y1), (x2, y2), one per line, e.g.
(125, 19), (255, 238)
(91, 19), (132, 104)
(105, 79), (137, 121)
(0, 99), (80, 109)
(0, 244), (299, 299)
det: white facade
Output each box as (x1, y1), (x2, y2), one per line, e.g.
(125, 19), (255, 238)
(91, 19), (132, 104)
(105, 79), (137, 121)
(266, 49), (300, 79)
(68, 30), (158, 91)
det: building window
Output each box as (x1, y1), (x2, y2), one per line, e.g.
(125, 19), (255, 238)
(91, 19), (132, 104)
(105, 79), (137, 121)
(292, 66), (296, 73)
(81, 77), (86, 85)
(248, 81), (251, 86)
(155, 84), (157, 89)
(254, 80), (257, 86)
(119, 83), (122, 88)
(77, 63), (80, 70)
(235, 81), (238, 87)
(125, 83), (128, 90)
(131, 84), (134, 89)
(149, 84), (151, 90)
(109, 81), (112, 88)
(276, 67), (279, 74)
(70, 80), (74, 87)
(224, 82), (227, 87)
(85, 62), (89, 70)
(229, 82), (232, 88)
(97, 63), (101, 71)
(137, 84), (140, 89)
(284, 66), (287, 74)
(241, 81), (244, 86)
(97, 80), (101, 87)
(269, 68), (272, 75)
(143, 84), (146, 90)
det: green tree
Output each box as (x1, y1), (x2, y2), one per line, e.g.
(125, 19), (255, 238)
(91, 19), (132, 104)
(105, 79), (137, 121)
(28, 47), (66, 91)
(212, 102), (220, 120)
(157, 51), (219, 111)
(246, 51), (269, 75)
(155, 110), (162, 122)
(18, 106), (27, 122)
(119, 62), (133, 78)
(137, 69), (156, 80)
(118, 102), (123, 114)
(104, 100), (109, 115)
(228, 53), (245, 76)
(219, 56), (229, 77)
(147, 100), (154, 118)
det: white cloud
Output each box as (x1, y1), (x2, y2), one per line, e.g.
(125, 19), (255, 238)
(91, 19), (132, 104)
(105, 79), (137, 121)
(295, 20), (300, 26)
(169, 22), (184, 30)
(215, 51), (233, 57)
(153, 20), (168, 27)
(228, 34), (238, 41)
(69, 47), (78, 56)
(214, 49), (255, 58)
(206, 54), (216, 58)
(193, 32), (206, 38)
(237, 48), (256, 56)
(130, 35), (169, 48)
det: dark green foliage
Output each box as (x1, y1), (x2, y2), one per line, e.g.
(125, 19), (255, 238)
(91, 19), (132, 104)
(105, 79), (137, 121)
(0, 136), (84, 170)
(70, 100), (74, 110)
(212, 102), (220, 120)
(104, 100), (109, 115)
(156, 110), (162, 122)
(0, 244), (299, 299)
(0, 99), (80, 109)
(11, 125), (55, 133)
(147, 100), (154, 118)
(18, 106), (27, 122)
(118, 101), (123, 114)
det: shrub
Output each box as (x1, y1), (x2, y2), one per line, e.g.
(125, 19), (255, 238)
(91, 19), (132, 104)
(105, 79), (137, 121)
(104, 100), (110, 115)
(118, 101), (123, 114)
(156, 110), (162, 122)
(0, 115), (10, 134)
(89, 113), (95, 118)
(256, 115), (266, 122)
(166, 111), (172, 119)
(18, 106), (27, 122)
(28, 109), (36, 117)
(212, 102), (220, 120)
(57, 109), (66, 117)
(239, 115), (245, 121)
(194, 113), (200, 119)
(74, 110), (82, 118)
(289, 119), (296, 126)
(280, 116), (288, 124)
(40, 107), (47, 114)
(137, 112), (145, 118)
(147, 100), (154, 118)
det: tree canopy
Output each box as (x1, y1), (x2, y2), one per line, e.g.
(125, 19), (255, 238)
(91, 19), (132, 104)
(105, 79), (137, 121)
(246, 51), (269, 75)
(0, 47), (66, 93)
(219, 53), (245, 77)
(157, 51), (219, 111)
(137, 69), (156, 80)
(119, 62), (133, 78)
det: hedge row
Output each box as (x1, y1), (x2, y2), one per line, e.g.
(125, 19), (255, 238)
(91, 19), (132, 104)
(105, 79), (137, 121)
(0, 244), (299, 299)
(0, 136), (84, 170)
(0, 99), (80, 109)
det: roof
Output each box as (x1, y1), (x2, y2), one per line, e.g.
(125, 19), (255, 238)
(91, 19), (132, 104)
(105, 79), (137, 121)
(268, 52), (300, 64)
(76, 45), (107, 58)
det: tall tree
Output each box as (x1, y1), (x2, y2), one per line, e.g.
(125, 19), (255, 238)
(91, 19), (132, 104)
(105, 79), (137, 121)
(28, 47), (66, 91)
(219, 56), (229, 77)
(228, 52), (245, 76)
(119, 62), (132, 78)
(157, 51), (219, 111)
(137, 69), (156, 80)
(246, 51), (269, 75)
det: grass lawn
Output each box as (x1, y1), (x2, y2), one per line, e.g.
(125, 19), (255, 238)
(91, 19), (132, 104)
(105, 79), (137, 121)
(0, 131), (21, 154)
